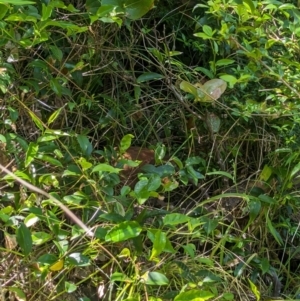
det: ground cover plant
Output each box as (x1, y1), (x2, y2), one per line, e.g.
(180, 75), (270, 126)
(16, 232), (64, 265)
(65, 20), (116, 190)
(1, 0), (300, 300)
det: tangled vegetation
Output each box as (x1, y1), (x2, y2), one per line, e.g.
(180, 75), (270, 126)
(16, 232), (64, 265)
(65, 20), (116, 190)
(1, 0), (300, 300)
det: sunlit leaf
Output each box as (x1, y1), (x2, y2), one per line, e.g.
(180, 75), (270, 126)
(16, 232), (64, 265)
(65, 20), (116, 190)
(25, 142), (39, 167)
(141, 271), (169, 285)
(105, 221), (142, 242)
(174, 289), (215, 301)
(163, 213), (190, 225)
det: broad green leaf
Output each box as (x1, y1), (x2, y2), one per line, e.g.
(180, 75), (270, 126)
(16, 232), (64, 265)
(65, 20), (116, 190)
(180, 80), (198, 98)
(258, 195), (276, 204)
(49, 45), (63, 61)
(174, 289), (215, 300)
(36, 154), (63, 167)
(92, 164), (122, 173)
(25, 142), (39, 167)
(32, 232), (52, 245)
(243, 0), (255, 13)
(163, 213), (190, 226)
(77, 157), (92, 171)
(182, 243), (196, 258)
(137, 72), (164, 83)
(16, 223), (32, 256)
(67, 253), (90, 266)
(65, 282), (77, 293)
(50, 78), (62, 96)
(41, 3), (52, 21)
(149, 230), (166, 260)
(259, 165), (273, 181)
(77, 134), (93, 155)
(194, 32), (213, 40)
(125, 0), (155, 20)
(141, 271), (169, 285)
(202, 25), (214, 37)
(0, 4), (8, 19)
(37, 254), (58, 265)
(105, 221), (142, 242)
(219, 74), (237, 87)
(223, 293), (234, 300)
(111, 272), (131, 282)
(200, 216), (219, 235)
(120, 134), (134, 153)
(261, 258), (270, 274)
(8, 287), (26, 301)
(24, 213), (40, 227)
(248, 200), (261, 222)
(215, 59), (235, 67)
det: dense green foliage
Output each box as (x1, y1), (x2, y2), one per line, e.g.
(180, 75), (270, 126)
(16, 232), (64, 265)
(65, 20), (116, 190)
(1, 0), (300, 300)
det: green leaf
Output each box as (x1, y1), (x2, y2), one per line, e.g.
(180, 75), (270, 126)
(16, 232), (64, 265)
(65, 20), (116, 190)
(149, 230), (166, 260)
(92, 163), (122, 173)
(8, 287), (26, 301)
(142, 271), (169, 285)
(243, 0), (255, 13)
(248, 279), (260, 301)
(111, 272), (131, 282)
(261, 258), (270, 274)
(0, 0), (34, 4)
(41, 3), (52, 21)
(77, 134), (93, 155)
(202, 25), (214, 37)
(29, 111), (44, 131)
(180, 81), (198, 98)
(137, 72), (164, 83)
(215, 59), (235, 67)
(67, 252), (90, 266)
(174, 289), (215, 301)
(259, 165), (273, 181)
(47, 107), (63, 125)
(0, 4), (8, 19)
(24, 213), (40, 227)
(163, 213), (190, 226)
(32, 232), (52, 245)
(49, 45), (63, 61)
(25, 142), (39, 167)
(266, 215), (283, 246)
(16, 223), (32, 257)
(65, 281), (77, 293)
(248, 200), (261, 222)
(200, 216), (219, 235)
(36, 154), (63, 167)
(37, 254), (58, 265)
(105, 221), (142, 242)
(77, 157), (92, 171)
(206, 171), (234, 180)
(50, 78), (62, 96)
(219, 74), (237, 87)
(120, 134), (134, 153)
(125, 0), (155, 20)
(258, 195), (276, 204)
